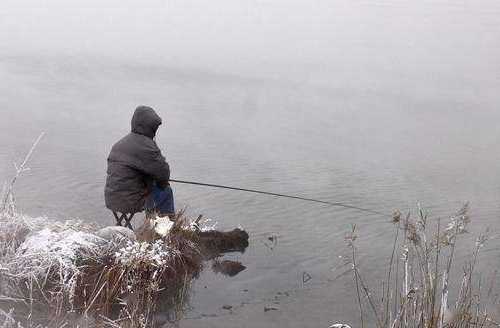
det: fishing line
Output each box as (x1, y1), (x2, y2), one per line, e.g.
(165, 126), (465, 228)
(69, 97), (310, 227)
(170, 178), (388, 217)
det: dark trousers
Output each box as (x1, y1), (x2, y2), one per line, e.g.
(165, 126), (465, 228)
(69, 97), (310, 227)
(145, 185), (175, 215)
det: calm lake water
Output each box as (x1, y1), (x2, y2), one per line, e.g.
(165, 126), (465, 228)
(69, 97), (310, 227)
(1, 1), (500, 326)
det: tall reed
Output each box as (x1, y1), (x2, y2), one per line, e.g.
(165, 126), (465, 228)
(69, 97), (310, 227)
(345, 203), (496, 328)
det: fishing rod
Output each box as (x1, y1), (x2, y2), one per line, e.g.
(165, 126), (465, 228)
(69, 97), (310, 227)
(169, 178), (387, 216)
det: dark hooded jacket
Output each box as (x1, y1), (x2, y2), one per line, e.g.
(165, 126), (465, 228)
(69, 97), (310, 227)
(104, 106), (170, 213)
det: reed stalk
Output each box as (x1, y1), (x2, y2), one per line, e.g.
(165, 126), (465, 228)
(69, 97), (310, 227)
(345, 203), (496, 328)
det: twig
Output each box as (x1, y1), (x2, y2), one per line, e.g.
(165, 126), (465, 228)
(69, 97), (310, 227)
(385, 220), (400, 326)
(355, 268), (383, 328)
(351, 229), (364, 328)
(1, 132), (45, 213)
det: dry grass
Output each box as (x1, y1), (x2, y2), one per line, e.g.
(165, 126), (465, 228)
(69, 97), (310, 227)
(344, 203), (498, 328)
(0, 208), (204, 327)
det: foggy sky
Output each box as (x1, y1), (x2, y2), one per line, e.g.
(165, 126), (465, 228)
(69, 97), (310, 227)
(1, 0), (499, 83)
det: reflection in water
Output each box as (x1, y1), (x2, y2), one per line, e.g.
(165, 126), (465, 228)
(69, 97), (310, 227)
(212, 260), (247, 277)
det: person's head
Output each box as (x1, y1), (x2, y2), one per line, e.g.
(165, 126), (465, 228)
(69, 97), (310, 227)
(131, 106), (162, 139)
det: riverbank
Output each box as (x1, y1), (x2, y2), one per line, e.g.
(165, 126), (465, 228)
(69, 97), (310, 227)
(0, 202), (250, 327)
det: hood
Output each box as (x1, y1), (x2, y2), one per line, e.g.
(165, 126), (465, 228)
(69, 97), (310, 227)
(131, 106), (162, 138)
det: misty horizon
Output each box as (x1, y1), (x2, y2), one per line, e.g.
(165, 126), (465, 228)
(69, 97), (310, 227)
(2, 0), (499, 87)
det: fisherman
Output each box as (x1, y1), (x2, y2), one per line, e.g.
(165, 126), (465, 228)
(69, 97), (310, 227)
(104, 106), (174, 226)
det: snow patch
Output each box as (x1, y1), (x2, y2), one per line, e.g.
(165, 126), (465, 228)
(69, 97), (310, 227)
(17, 228), (104, 265)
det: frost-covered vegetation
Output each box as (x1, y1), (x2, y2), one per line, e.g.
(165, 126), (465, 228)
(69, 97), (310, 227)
(342, 203), (500, 328)
(0, 203), (207, 327)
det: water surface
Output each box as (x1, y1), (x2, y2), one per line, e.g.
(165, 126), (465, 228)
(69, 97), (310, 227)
(1, 1), (500, 326)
